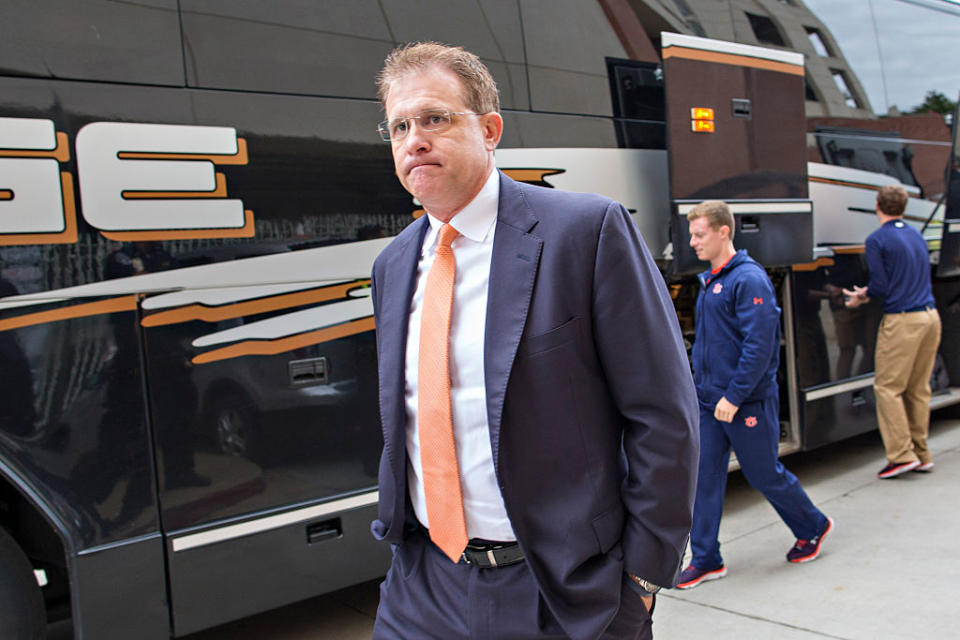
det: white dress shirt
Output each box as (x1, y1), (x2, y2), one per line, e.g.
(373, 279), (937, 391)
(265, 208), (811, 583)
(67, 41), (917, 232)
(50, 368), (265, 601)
(404, 169), (515, 541)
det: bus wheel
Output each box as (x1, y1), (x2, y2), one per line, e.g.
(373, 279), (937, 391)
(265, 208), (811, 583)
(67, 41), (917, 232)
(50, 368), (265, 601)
(0, 527), (46, 639)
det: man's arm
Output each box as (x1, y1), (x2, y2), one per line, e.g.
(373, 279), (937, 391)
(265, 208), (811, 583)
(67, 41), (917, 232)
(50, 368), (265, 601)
(863, 236), (887, 301)
(843, 237), (882, 309)
(590, 202), (699, 588)
(718, 270), (780, 412)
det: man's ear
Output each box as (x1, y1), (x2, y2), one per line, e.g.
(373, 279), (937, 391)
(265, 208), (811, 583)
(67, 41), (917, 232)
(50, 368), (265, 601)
(719, 224), (732, 240)
(482, 112), (504, 150)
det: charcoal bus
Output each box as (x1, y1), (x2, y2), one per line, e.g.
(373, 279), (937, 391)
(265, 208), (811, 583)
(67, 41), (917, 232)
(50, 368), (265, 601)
(1, 1), (957, 638)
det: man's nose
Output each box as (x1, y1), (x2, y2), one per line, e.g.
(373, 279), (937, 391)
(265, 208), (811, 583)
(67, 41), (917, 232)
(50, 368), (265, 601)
(402, 120), (431, 151)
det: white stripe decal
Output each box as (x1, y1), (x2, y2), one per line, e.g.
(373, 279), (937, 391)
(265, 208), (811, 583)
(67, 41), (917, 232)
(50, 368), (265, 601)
(171, 491), (379, 552)
(677, 202), (813, 215)
(141, 281), (342, 310)
(191, 295), (373, 347)
(661, 32), (804, 67)
(0, 237), (390, 311)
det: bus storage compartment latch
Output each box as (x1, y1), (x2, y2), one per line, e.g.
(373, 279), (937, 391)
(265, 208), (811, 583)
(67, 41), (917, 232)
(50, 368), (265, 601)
(851, 390), (867, 408)
(740, 216), (760, 233)
(731, 98), (751, 119)
(307, 518), (342, 544)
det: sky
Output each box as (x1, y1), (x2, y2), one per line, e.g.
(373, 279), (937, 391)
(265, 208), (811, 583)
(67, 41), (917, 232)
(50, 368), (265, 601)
(802, 0), (960, 114)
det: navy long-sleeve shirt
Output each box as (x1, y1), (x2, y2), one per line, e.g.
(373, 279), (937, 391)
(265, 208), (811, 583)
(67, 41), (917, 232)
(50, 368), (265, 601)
(865, 219), (934, 313)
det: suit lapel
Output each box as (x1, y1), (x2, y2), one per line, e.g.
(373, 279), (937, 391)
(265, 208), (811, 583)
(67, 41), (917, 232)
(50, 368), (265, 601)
(377, 216), (429, 498)
(485, 173), (542, 474)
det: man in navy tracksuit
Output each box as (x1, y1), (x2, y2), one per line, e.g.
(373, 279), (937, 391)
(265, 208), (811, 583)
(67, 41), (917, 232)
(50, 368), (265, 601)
(677, 201), (833, 589)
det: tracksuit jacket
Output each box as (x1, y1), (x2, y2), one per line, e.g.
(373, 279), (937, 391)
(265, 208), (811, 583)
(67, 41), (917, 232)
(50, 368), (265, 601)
(691, 249), (780, 409)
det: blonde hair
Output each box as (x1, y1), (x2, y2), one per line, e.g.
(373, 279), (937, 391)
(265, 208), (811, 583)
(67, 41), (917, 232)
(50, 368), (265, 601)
(687, 200), (735, 240)
(377, 42), (500, 114)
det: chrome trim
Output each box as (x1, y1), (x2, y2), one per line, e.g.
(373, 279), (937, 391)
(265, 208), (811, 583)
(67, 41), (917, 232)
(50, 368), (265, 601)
(171, 491), (379, 552)
(78, 532), (162, 556)
(805, 377), (874, 402)
(930, 387), (960, 412)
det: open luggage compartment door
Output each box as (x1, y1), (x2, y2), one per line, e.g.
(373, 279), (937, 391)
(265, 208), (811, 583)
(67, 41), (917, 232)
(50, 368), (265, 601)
(662, 32), (813, 274)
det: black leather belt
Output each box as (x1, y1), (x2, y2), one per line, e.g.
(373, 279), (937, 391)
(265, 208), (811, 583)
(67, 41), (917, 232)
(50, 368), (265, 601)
(460, 539), (525, 568)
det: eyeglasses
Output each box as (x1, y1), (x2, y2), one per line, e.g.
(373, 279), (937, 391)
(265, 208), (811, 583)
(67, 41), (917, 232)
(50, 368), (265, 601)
(377, 109), (481, 142)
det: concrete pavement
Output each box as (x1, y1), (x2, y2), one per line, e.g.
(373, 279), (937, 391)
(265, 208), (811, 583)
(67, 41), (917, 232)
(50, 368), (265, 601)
(654, 414), (960, 639)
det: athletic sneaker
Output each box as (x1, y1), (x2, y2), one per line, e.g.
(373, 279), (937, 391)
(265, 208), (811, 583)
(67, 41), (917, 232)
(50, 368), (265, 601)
(676, 564), (727, 589)
(787, 516), (834, 563)
(878, 460), (920, 478)
(914, 461), (935, 472)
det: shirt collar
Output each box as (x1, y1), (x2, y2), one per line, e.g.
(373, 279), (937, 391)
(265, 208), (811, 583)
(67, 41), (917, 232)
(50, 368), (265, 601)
(710, 252), (736, 275)
(426, 169), (499, 243)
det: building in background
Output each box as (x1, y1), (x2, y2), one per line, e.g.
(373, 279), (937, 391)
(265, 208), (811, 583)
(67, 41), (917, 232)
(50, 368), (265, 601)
(600, 0), (875, 118)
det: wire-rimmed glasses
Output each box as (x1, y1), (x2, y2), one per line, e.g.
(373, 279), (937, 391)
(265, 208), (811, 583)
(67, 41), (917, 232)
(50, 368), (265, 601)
(377, 109), (481, 142)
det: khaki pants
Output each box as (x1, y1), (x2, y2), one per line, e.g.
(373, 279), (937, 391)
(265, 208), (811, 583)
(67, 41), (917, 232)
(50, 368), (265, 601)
(874, 308), (941, 464)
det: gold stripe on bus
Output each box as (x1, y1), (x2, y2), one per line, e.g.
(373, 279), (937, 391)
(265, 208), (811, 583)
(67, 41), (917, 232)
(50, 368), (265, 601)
(831, 245), (866, 254)
(117, 138), (248, 165)
(792, 257), (835, 272)
(100, 209), (255, 241)
(0, 172), (79, 246)
(0, 132), (71, 163)
(809, 176), (883, 192)
(662, 46), (804, 76)
(0, 295), (138, 333)
(0, 190), (11, 200)
(122, 173), (227, 199)
(192, 316), (375, 365)
(141, 281), (370, 327)
(501, 168), (564, 183)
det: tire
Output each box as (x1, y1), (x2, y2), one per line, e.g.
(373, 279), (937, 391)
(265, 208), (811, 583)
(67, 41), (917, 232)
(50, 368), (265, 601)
(0, 527), (46, 639)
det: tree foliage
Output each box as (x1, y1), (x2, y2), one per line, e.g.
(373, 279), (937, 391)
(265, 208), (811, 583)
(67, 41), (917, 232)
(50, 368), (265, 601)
(907, 90), (958, 116)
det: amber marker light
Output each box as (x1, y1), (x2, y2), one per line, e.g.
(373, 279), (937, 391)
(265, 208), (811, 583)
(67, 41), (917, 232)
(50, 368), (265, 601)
(690, 106), (715, 133)
(691, 120), (715, 133)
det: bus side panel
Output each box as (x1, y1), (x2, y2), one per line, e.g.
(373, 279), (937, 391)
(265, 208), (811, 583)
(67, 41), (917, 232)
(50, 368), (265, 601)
(124, 89), (406, 633)
(790, 259), (883, 449)
(166, 503), (388, 637)
(2, 74), (410, 633)
(74, 535), (168, 640)
(801, 391), (878, 450)
(0, 307), (161, 547)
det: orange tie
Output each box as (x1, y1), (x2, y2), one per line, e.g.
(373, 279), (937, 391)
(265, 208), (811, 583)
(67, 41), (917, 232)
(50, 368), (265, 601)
(418, 223), (468, 562)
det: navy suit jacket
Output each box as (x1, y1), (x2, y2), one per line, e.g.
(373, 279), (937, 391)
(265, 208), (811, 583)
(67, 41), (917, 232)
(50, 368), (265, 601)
(371, 172), (698, 640)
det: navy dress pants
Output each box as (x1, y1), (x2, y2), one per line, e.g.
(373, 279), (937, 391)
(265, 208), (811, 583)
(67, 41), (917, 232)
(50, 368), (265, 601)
(690, 396), (827, 569)
(372, 528), (653, 640)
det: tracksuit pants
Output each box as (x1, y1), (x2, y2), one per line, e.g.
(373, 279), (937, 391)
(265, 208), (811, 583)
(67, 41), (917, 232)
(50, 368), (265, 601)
(690, 396), (827, 569)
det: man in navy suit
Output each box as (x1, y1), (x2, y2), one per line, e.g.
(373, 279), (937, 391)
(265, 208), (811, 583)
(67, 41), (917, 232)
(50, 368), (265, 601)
(369, 42), (698, 640)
